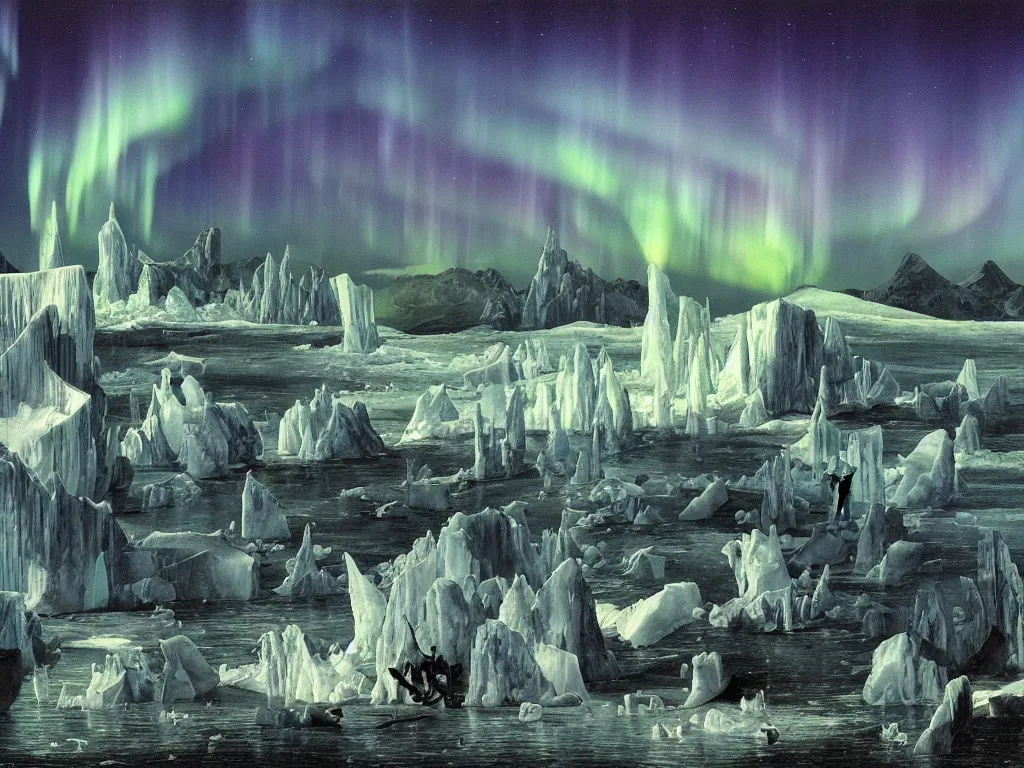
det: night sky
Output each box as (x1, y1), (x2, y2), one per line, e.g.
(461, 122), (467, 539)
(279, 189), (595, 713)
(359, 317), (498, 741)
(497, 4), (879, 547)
(2, 1), (1023, 311)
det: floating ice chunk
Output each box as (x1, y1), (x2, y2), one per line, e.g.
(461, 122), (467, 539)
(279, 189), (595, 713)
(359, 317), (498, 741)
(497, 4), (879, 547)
(954, 414), (981, 455)
(621, 547), (666, 580)
(847, 426), (885, 509)
(684, 651), (729, 708)
(140, 530), (258, 601)
(881, 722), (908, 746)
(913, 675), (972, 756)
(866, 540), (924, 586)
(157, 635), (220, 705)
(518, 701), (543, 722)
(401, 384), (461, 442)
(863, 632), (947, 705)
(616, 583), (703, 648)
(274, 525), (344, 597)
(619, 692), (665, 716)
(977, 530), (1024, 672)
(466, 619), (553, 707)
(84, 649), (158, 709)
(241, 471), (290, 540)
(679, 477), (728, 521)
(891, 429), (956, 508)
(344, 554), (387, 667)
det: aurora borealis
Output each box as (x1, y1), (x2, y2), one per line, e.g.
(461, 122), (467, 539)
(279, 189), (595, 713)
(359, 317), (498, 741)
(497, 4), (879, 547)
(2, 1), (1024, 307)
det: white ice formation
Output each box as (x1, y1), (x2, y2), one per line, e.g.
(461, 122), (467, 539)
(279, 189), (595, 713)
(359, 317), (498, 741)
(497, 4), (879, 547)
(401, 384), (461, 442)
(890, 429), (956, 508)
(331, 273), (379, 353)
(277, 384), (385, 461)
(241, 471), (290, 540)
(274, 524), (344, 597)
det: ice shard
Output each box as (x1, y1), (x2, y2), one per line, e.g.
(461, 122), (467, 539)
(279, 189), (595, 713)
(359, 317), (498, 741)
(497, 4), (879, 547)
(274, 525), (343, 597)
(344, 553), (387, 667)
(94, 203), (137, 305)
(241, 471), (290, 540)
(847, 426), (885, 509)
(615, 582), (703, 647)
(640, 264), (675, 400)
(332, 273), (379, 353)
(954, 413), (981, 454)
(863, 632), (946, 705)
(38, 201), (64, 271)
(278, 386), (384, 460)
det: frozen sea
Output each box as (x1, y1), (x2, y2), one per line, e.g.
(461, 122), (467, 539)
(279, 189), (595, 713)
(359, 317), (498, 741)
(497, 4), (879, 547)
(3, 288), (1024, 767)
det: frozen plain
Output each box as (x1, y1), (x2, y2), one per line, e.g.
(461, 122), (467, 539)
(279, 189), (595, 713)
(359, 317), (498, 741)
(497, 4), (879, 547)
(4, 287), (1024, 766)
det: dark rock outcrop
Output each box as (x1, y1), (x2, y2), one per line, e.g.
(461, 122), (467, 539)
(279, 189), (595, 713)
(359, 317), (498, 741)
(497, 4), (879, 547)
(862, 253), (1008, 320)
(374, 267), (521, 334)
(520, 229), (646, 330)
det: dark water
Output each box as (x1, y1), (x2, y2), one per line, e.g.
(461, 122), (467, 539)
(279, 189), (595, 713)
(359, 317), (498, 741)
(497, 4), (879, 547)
(3, 319), (1024, 766)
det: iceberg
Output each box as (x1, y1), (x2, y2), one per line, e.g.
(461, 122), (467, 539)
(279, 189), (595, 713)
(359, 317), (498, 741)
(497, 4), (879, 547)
(954, 413), (981, 455)
(847, 426), (885, 509)
(38, 201), (65, 271)
(615, 582), (703, 647)
(640, 264), (676, 408)
(863, 632), (947, 705)
(344, 553), (387, 667)
(718, 299), (823, 416)
(890, 429), (956, 508)
(157, 635), (220, 705)
(331, 273), (379, 353)
(683, 651), (729, 708)
(977, 530), (1024, 671)
(278, 386), (384, 460)
(401, 384), (461, 442)
(913, 676), (972, 756)
(139, 530), (258, 601)
(463, 343), (516, 389)
(465, 619), (553, 707)
(0, 449), (131, 613)
(241, 471), (290, 540)
(93, 203), (137, 306)
(274, 525), (344, 597)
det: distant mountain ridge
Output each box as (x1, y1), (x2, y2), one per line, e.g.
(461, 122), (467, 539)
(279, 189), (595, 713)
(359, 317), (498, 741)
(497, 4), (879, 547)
(847, 252), (1021, 321)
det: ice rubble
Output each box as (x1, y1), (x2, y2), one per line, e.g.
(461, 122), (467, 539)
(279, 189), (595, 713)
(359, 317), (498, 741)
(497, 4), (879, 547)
(366, 505), (616, 707)
(38, 200), (64, 271)
(401, 383), (461, 442)
(274, 525), (344, 597)
(138, 530), (258, 601)
(913, 676), (972, 756)
(121, 369), (263, 477)
(241, 471), (290, 540)
(332, 273), (379, 353)
(277, 384), (384, 460)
